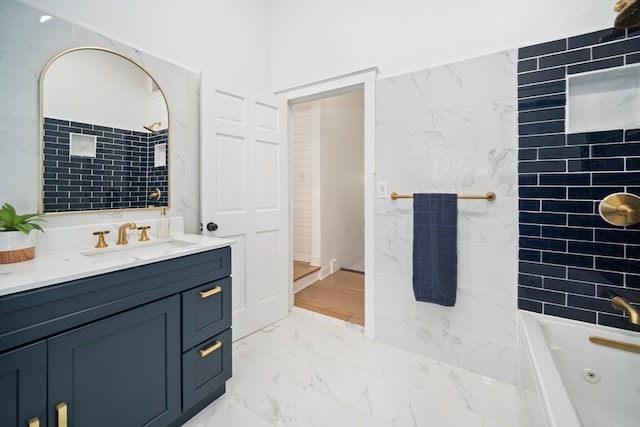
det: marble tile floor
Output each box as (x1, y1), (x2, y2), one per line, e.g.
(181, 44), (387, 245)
(182, 308), (525, 427)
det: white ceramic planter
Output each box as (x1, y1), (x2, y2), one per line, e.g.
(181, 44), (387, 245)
(0, 230), (36, 264)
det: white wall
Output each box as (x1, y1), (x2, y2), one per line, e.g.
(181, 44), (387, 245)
(25, 0), (272, 94)
(319, 91), (364, 273)
(292, 102), (315, 263)
(270, 0), (614, 91)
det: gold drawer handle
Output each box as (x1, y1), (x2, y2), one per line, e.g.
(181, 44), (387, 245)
(56, 402), (67, 427)
(199, 340), (222, 358)
(28, 417), (40, 427)
(199, 286), (222, 299)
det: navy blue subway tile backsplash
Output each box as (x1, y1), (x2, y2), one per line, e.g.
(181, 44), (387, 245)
(43, 117), (168, 212)
(518, 29), (640, 331)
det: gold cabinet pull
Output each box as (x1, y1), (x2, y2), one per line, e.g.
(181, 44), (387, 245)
(28, 417), (40, 427)
(199, 286), (222, 299)
(199, 340), (222, 358)
(56, 402), (67, 427)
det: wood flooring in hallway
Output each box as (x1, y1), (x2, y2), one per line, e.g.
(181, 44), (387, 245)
(293, 260), (320, 281)
(294, 269), (364, 326)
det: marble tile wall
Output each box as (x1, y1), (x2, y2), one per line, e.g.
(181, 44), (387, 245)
(375, 50), (519, 384)
(0, 2), (200, 231)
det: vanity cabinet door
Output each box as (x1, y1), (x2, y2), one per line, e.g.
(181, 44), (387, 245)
(0, 341), (46, 427)
(48, 295), (181, 427)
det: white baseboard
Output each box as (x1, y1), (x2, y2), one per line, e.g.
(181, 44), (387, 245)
(293, 271), (320, 294)
(295, 258), (341, 292)
(319, 258), (340, 280)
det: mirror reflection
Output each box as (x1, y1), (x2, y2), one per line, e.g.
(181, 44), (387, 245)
(40, 47), (169, 214)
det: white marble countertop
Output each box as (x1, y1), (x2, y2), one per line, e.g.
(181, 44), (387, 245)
(0, 233), (233, 297)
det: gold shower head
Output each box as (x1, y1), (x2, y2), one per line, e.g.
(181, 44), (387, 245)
(144, 121), (162, 132)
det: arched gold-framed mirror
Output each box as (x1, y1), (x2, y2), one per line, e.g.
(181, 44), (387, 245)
(39, 47), (170, 214)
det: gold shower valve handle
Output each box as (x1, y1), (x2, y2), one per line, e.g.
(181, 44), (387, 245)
(620, 204), (637, 223)
(599, 193), (640, 226)
(150, 188), (162, 200)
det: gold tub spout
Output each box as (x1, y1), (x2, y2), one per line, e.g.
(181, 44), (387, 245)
(611, 296), (640, 325)
(116, 222), (137, 245)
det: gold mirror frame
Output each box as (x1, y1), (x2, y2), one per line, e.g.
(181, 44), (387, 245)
(38, 46), (171, 215)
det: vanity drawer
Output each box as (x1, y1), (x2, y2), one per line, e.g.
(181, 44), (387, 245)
(182, 328), (232, 408)
(181, 277), (231, 351)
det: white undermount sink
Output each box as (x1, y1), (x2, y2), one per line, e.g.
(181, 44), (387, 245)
(80, 238), (197, 263)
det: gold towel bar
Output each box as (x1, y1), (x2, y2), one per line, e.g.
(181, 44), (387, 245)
(390, 192), (496, 201)
(589, 335), (640, 355)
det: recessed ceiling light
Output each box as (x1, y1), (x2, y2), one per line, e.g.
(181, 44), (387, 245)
(40, 15), (52, 23)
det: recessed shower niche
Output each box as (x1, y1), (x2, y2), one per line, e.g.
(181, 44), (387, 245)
(568, 65), (640, 133)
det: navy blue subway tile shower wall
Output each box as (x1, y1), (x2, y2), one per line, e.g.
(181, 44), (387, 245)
(517, 29), (640, 331)
(43, 117), (168, 212)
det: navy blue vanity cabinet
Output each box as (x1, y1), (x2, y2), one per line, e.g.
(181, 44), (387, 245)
(0, 341), (47, 427)
(0, 245), (232, 427)
(48, 295), (181, 427)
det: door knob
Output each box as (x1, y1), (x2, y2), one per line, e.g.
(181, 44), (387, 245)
(206, 222), (219, 232)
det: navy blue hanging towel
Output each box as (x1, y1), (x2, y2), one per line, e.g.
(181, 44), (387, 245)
(412, 193), (458, 306)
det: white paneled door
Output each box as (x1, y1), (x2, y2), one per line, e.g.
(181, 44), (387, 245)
(201, 77), (289, 341)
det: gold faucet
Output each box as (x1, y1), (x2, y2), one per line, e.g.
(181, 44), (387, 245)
(116, 222), (137, 245)
(611, 296), (640, 325)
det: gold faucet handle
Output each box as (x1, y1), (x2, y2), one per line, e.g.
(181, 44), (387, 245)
(92, 230), (110, 248)
(137, 226), (151, 241)
(150, 188), (162, 200)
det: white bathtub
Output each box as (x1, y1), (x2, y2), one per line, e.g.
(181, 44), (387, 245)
(518, 310), (640, 427)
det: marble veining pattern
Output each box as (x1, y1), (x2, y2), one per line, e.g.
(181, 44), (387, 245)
(375, 49), (519, 384)
(182, 310), (524, 427)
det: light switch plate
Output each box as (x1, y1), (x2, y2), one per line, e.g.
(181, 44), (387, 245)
(376, 181), (388, 199)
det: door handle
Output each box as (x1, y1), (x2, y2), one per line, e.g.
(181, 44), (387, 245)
(28, 417), (40, 427)
(206, 222), (219, 231)
(56, 402), (67, 427)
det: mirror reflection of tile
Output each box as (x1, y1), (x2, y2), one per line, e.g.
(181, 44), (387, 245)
(43, 117), (168, 212)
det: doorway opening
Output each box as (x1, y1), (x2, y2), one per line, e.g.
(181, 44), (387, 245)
(278, 68), (376, 339)
(290, 90), (365, 326)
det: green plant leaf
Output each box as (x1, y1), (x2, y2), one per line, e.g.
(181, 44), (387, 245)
(2, 203), (17, 217)
(0, 202), (45, 233)
(21, 213), (45, 221)
(30, 223), (45, 232)
(14, 223), (31, 234)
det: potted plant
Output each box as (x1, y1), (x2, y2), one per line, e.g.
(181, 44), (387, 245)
(0, 203), (45, 264)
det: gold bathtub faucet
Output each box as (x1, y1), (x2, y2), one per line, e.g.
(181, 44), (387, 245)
(116, 222), (137, 245)
(610, 295), (640, 325)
